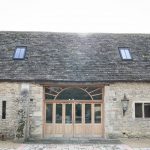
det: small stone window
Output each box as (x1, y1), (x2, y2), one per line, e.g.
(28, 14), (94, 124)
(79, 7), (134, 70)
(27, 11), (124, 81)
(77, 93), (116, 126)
(144, 103), (150, 118)
(119, 47), (132, 60)
(2, 101), (6, 119)
(13, 46), (26, 59)
(135, 102), (150, 118)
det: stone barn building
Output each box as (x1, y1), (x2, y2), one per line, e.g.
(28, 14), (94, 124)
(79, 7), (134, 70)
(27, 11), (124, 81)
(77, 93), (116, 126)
(0, 32), (150, 140)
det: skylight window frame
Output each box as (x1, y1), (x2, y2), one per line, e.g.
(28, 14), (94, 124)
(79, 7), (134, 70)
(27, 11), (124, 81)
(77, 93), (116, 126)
(13, 46), (27, 60)
(118, 47), (132, 60)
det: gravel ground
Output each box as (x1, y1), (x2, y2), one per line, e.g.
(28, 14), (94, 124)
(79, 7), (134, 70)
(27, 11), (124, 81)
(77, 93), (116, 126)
(0, 138), (149, 150)
(120, 138), (150, 148)
(0, 140), (20, 149)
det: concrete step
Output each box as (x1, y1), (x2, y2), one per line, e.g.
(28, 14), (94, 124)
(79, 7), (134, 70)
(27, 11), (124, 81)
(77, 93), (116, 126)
(26, 137), (122, 144)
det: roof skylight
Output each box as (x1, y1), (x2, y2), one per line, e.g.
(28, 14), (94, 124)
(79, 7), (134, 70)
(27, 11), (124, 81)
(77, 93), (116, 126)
(13, 47), (26, 59)
(119, 48), (132, 60)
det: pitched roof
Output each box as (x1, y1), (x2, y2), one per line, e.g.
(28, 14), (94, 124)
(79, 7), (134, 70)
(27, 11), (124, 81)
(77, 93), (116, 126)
(0, 31), (150, 83)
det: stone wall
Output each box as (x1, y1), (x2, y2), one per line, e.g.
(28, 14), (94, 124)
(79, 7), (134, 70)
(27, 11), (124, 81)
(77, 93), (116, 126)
(29, 83), (43, 139)
(0, 82), (150, 140)
(0, 82), (43, 140)
(104, 82), (150, 138)
(0, 82), (19, 138)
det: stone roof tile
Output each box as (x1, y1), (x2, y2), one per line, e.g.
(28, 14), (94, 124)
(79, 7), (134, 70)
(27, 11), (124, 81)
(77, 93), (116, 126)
(0, 32), (150, 82)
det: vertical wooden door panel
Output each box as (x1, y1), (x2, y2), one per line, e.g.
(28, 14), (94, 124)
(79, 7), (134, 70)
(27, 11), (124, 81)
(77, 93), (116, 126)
(44, 102), (103, 138)
(64, 104), (73, 137)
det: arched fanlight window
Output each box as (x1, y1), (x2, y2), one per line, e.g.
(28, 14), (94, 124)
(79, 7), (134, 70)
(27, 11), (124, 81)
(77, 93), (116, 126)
(45, 87), (102, 100)
(56, 88), (92, 100)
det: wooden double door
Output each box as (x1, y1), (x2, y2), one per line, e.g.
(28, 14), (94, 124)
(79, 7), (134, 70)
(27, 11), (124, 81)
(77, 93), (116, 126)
(44, 101), (103, 137)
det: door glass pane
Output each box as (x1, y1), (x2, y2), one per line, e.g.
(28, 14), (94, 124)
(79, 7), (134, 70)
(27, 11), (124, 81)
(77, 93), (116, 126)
(94, 104), (101, 123)
(85, 104), (91, 123)
(56, 104), (62, 123)
(144, 103), (150, 118)
(75, 104), (82, 123)
(46, 104), (53, 123)
(135, 103), (142, 118)
(65, 104), (72, 123)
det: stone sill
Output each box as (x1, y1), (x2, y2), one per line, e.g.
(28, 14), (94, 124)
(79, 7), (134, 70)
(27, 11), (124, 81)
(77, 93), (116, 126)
(134, 118), (150, 121)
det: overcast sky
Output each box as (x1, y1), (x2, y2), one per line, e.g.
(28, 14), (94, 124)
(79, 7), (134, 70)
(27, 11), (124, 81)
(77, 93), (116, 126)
(0, 0), (150, 33)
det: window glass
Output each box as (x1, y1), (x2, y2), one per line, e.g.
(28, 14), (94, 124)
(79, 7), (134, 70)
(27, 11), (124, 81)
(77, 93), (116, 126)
(135, 103), (142, 118)
(56, 104), (62, 123)
(45, 94), (55, 100)
(56, 88), (91, 100)
(85, 104), (91, 123)
(2, 101), (6, 119)
(94, 104), (101, 123)
(125, 49), (132, 59)
(92, 95), (102, 100)
(20, 48), (26, 58)
(14, 48), (20, 58)
(75, 104), (82, 123)
(119, 48), (132, 60)
(46, 104), (53, 123)
(45, 87), (60, 100)
(14, 47), (26, 59)
(86, 87), (98, 92)
(45, 87), (103, 100)
(120, 49), (127, 59)
(65, 104), (72, 123)
(89, 88), (102, 100)
(144, 103), (150, 118)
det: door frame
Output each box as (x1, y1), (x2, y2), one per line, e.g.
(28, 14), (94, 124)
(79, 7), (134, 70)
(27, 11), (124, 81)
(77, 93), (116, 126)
(42, 85), (105, 138)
